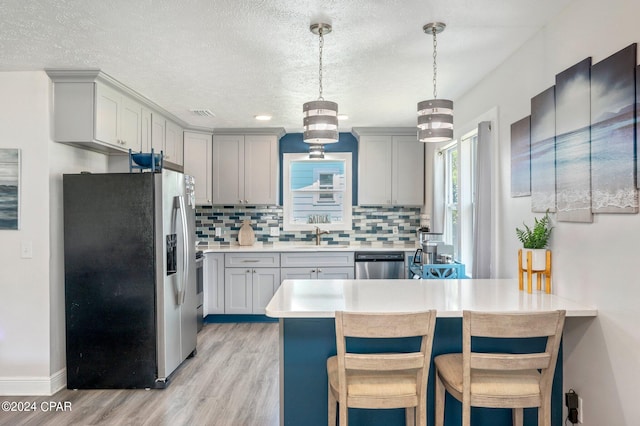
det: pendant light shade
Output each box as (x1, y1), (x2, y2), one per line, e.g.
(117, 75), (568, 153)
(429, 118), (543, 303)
(308, 143), (325, 159)
(303, 23), (339, 154)
(303, 99), (338, 144)
(417, 22), (453, 143)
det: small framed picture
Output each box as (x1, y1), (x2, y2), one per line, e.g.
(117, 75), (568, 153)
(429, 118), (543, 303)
(0, 148), (20, 230)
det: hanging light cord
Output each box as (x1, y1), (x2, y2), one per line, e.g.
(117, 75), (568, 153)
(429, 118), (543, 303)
(432, 26), (438, 99)
(318, 27), (324, 101)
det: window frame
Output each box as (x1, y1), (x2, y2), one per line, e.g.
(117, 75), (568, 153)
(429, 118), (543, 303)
(441, 129), (478, 267)
(282, 152), (353, 231)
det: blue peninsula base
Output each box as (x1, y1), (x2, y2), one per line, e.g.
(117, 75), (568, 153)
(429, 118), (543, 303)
(280, 317), (562, 426)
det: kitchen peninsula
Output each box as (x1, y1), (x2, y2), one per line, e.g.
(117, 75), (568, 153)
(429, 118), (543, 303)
(265, 279), (596, 426)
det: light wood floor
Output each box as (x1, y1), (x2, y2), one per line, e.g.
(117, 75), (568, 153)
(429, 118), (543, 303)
(0, 322), (279, 426)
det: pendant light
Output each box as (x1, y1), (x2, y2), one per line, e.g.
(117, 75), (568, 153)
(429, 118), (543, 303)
(417, 22), (453, 143)
(303, 22), (338, 156)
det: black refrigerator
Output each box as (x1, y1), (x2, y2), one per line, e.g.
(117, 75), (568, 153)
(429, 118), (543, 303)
(63, 170), (197, 389)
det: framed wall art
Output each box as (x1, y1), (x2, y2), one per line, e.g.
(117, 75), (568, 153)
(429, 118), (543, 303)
(0, 148), (20, 230)
(510, 115), (531, 198)
(530, 86), (557, 213)
(590, 43), (638, 213)
(555, 57), (593, 222)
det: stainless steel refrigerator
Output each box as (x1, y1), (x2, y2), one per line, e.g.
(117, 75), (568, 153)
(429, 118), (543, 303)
(63, 169), (197, 389)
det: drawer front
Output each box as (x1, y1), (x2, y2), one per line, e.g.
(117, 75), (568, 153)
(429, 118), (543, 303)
(280, 252), (355, 268)
(317, 267), (355, 280)
(225, 252), (281, 268)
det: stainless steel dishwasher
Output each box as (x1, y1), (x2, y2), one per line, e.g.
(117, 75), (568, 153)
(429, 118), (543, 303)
(354, 251), (406, 279)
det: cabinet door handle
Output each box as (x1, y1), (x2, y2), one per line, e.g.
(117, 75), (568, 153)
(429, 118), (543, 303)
(253, 269), (256, 273)
(311, 269), (316, 273)
(318, 269), (322, 272)
(242, 260), (259, 263)
(244, 199), (248, 204)
(245, 269), (251, 273)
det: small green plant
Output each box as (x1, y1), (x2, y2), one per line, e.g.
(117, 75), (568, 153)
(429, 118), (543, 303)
(516, 212), (553, 249)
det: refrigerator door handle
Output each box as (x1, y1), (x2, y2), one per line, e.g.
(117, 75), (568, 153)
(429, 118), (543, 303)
(175, 195), (189, 305)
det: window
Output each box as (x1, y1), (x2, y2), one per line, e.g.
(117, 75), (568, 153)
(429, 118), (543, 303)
(442, 130), (477, 267)
(283, 153), (352, 231)
(459, 130), (478, 271)
(442, 141), (458, 257)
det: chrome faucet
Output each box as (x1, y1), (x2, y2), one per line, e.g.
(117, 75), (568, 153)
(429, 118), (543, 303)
(315, 226), (329, 245)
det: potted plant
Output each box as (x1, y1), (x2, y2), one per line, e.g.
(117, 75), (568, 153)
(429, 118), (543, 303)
(516, 211), (553, 270)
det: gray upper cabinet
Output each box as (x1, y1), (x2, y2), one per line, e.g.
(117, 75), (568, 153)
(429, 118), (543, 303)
(94, 83), (142, 151)
(211, 133), (280, 205)
(47, 69), (187, 162)
(183, 131), (213, 205)
(356, 129), (425, 206)
(152, 114), (184, 168)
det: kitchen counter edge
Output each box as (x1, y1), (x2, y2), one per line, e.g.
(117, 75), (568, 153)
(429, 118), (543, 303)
(197, 242), (420, 253)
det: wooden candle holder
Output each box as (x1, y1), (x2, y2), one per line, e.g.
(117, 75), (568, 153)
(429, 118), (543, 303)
(518, 249), (552, 294)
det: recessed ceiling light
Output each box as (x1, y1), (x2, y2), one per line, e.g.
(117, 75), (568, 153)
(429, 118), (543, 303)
(254, 114), (272, 121)
(337, 114), (349, 120)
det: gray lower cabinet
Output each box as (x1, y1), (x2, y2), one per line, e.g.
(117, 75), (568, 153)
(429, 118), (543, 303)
(281, 267), (355, 280)
(204, 253), (224, 315)
(224, 253), (281, 314)
(280, 252), (355, 280)
(205, 251), (356, 316)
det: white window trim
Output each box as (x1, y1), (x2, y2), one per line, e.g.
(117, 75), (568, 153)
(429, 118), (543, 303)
(282, 152), (353, 231)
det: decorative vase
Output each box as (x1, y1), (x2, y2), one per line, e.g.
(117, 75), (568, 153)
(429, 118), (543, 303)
(238, 220), (255, 246)
(523, 248), (547, 270)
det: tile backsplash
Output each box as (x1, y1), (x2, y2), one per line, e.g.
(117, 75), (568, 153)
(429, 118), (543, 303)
(195, 205), (420, 244)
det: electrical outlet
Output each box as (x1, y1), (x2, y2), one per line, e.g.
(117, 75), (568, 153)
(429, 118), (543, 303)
(270, 227), (280, 237)
(392, 226), (399, 234)
(566, 390), (579, 424)
(215, 227), (222, 237)
(578, 396), (583, 423)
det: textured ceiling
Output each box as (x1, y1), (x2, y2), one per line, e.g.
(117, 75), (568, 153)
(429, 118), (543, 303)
(0, 0), (572, 132)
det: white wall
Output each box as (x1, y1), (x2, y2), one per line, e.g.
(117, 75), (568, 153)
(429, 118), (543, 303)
(455, 0), (640, 424)
(0, 72), (107, 395)
(0, 72), (53, 393)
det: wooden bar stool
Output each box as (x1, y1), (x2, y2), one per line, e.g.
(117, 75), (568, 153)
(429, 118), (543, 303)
(434, 310), (566, 426)
(327, 310), (437, 426)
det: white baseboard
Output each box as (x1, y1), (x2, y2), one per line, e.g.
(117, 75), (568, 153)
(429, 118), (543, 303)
(0, 368), (66, 396)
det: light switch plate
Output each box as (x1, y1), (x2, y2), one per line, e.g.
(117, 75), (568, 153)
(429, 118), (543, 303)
(270, 227), (280, 237)
(215, 227), (222, 237)
(21, 241), (33, 259)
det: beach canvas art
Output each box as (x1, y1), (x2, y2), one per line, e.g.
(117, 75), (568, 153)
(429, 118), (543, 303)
(510, 116), (531, 197)
(555, 57), (593, 223)
(590, 43), (638, 213)
(530, 86), (557, 213)
(637, 64), (640, 190)
(0, 149), (20, 230)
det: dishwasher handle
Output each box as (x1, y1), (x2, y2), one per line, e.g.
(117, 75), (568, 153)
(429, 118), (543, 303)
(354, 251), (405, 262)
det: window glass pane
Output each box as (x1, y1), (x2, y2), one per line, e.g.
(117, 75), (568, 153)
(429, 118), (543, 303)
(284, 154), (352, 230)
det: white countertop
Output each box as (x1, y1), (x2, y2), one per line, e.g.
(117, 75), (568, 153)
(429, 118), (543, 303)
(265, 279), (597, 318)
(197, 241), (420, 253)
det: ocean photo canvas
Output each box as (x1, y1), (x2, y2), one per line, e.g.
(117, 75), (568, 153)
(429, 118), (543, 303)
(555, 57), (593, 223)
(0, 148), (19, 230)
(510, 115), (531, 197)
(637, 64), (640, 191)
(590, 43), (638, 213)
(530, 86), (557, 213)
